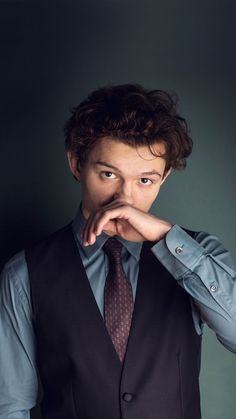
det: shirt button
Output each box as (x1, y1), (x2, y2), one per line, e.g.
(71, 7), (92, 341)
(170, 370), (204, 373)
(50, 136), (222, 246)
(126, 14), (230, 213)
(122, 393), (133, 402)
(210, 284), (217, 292)
(175, 246), (183, 254)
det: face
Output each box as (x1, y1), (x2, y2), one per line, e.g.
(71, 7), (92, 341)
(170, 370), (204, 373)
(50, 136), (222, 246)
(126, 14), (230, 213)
(67, 137), (171, 219)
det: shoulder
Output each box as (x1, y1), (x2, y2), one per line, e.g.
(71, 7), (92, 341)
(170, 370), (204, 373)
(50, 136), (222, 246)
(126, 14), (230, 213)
(1, 222), (73, 296)
(1, 250), (30, 305)
(25, 222), (73, 255)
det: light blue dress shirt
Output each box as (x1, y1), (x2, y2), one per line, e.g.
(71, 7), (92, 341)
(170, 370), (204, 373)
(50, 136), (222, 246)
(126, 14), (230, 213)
(0, 209), (236, 418)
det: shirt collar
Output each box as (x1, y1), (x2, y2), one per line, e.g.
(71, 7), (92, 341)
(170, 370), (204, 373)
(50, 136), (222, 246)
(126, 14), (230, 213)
(72, 205), (142, 261)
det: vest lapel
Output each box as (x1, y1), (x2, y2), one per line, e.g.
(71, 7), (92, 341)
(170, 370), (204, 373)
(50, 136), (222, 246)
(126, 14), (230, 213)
(67, 226), (123, 372)
(122, 240), (177, 372)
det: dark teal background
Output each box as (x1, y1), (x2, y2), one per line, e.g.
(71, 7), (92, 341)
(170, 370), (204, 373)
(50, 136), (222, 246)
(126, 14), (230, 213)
(0, 1), (235, 418)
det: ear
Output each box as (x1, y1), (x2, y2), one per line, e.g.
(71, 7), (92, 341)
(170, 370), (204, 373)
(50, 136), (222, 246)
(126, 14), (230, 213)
(160, 167), (172, 185)
(67, 151), (81, 181)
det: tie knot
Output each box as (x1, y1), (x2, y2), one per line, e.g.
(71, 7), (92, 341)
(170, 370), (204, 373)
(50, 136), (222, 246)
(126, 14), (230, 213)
(103, 237), (122, 263)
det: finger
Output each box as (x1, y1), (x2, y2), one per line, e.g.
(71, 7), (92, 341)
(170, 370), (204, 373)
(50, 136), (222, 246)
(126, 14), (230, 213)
(82, 213), (96, 246)
(82, 201), (121, 244)
(84, 209), (108, 245)
(94, 206), (130, 237)
(86, 210), (109, 244)
(83, 211), (114, 245)
(83, 201), (130, 245)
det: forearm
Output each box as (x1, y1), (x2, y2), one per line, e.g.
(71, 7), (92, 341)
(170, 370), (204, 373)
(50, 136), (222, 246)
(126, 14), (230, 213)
(0, 411), (31, 419)
(151, 225), (236, 353)
(0, 254), (38, 417)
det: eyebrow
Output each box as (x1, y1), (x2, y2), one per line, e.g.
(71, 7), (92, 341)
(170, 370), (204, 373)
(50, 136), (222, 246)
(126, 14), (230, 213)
(93, 160), (162, 178)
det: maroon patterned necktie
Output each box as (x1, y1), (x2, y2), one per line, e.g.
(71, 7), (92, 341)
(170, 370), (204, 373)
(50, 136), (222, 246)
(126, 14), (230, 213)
(103, 237), (134, 363)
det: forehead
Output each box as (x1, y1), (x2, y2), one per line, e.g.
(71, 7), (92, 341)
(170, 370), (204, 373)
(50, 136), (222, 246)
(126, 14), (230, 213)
(87, 137), (166, 173)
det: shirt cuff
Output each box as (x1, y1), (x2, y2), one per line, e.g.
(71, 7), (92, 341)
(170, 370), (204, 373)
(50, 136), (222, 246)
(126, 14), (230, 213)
(151, 224), (205, 279)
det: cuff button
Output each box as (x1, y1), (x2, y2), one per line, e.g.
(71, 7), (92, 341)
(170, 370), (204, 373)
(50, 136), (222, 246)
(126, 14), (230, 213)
(175, 246), (183, 254)
(210, 284), (217, 292)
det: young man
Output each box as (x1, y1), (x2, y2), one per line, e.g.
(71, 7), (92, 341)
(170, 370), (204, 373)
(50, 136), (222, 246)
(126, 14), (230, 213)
(0, 84), (235, 419)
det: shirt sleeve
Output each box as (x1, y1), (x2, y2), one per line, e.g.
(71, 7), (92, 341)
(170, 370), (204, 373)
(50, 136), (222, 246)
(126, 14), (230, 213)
(151, 224), (236, 354)
(0, 251), (38, 418)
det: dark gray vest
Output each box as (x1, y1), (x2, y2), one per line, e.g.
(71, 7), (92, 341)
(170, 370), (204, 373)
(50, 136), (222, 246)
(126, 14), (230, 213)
(25, 223), (202, 419)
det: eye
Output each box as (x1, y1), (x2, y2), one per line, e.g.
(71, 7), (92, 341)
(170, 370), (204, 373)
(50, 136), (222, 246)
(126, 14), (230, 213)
(139, 178), (153, 185)
(101, 171), (116, 179)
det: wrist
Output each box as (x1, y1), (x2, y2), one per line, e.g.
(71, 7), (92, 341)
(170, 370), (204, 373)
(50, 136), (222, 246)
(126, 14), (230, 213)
(154, 220), (173, 242)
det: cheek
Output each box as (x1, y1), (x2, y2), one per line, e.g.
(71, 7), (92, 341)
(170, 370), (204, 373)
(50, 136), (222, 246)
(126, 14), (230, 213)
(84, 175), (116, 201)
(134, 185), (161, 208)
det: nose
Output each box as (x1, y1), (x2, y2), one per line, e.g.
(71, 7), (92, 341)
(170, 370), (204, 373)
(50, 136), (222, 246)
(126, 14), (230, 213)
(113, 181), (134, 205)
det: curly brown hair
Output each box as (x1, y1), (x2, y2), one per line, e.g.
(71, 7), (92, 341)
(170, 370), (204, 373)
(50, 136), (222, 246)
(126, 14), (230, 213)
(64, 83), (193, 175)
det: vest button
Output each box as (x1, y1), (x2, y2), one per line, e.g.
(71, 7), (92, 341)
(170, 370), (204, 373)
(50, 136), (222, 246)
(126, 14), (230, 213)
(122, 392), (133, 402)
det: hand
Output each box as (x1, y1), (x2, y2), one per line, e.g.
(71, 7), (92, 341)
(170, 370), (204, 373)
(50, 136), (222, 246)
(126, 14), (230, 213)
(81, 200), (173, 245)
